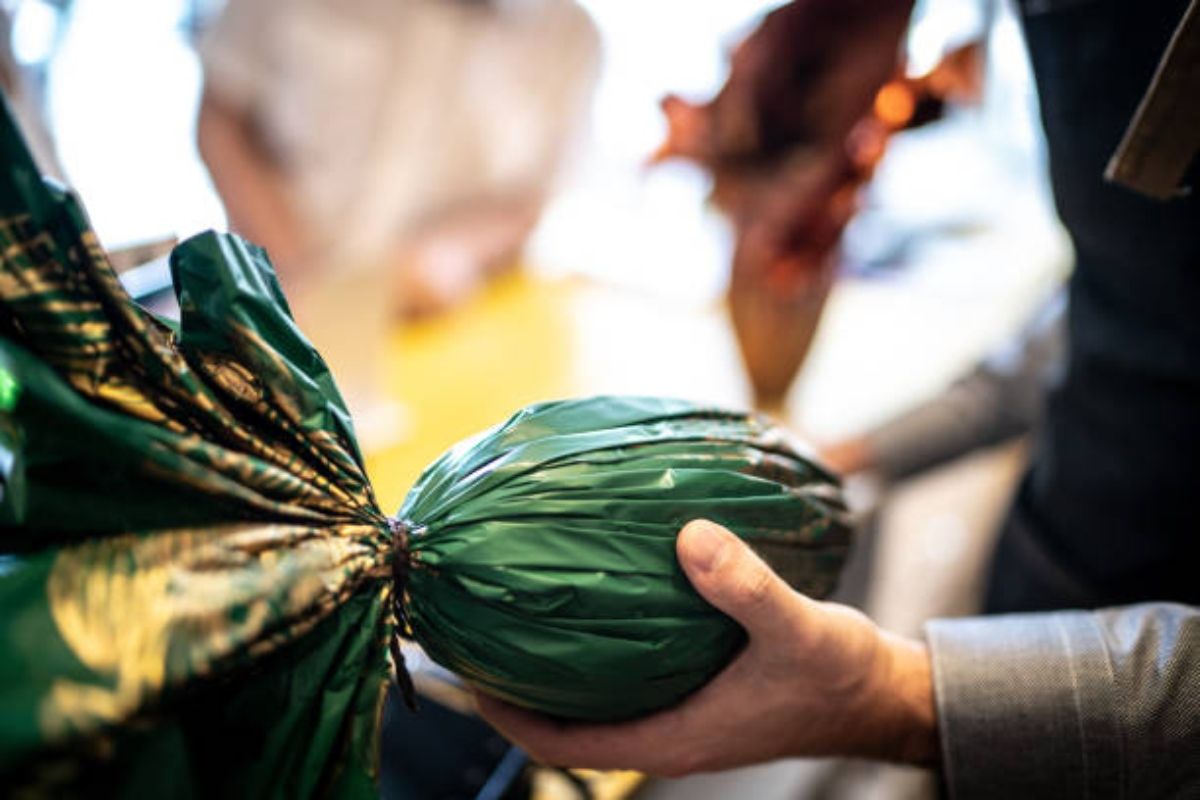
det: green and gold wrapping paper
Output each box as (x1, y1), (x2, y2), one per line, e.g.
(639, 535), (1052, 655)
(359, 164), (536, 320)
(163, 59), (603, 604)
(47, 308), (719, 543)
(0, 94), (850, 797)
(0, 97), (391, 798)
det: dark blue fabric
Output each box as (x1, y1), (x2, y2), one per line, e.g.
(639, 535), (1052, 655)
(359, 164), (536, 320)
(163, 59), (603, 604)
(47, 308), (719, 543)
(985, 0), (1200, 612)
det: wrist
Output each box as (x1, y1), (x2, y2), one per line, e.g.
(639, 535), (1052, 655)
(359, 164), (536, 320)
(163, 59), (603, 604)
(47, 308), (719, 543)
(877, 634), (940, 766)
(799, 602), (939, 765)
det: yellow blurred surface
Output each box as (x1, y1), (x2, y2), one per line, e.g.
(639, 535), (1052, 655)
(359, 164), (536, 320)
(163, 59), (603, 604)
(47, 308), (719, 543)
(363, 270), (748, 513)
(366, 273), (569, 511)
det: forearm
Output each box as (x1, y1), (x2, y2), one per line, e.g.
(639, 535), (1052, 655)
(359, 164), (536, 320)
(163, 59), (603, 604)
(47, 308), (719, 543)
(862, 602), (1200, 789)
(836, 295), (1064, 478)
(862, 366), (1025, 479)
(196, 92), (308, 281)
(926, 604), (1200, 798)
(821, 369), (1018, 477)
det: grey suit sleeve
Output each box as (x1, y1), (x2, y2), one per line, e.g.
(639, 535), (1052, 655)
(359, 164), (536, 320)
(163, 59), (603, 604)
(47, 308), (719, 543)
(925, 603), (1200, 798)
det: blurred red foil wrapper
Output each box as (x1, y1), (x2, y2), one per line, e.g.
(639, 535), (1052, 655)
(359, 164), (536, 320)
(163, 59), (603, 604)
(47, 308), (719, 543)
(654, 40), (983, 414)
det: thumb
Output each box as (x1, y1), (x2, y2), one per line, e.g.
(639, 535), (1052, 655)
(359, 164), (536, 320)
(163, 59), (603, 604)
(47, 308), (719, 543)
(676, 519), (802, 642)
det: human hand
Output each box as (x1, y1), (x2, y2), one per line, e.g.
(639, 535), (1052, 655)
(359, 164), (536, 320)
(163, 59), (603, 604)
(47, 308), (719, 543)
(655, 0), (914, 167)
(819, 436), (875, 476)
(475, 519), (938, 776)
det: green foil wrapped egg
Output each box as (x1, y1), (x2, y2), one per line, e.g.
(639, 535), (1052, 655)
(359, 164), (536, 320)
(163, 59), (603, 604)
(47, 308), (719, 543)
(398, 396), (851, 721)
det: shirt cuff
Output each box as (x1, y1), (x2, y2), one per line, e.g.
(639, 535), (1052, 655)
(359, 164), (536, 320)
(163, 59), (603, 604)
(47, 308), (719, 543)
(925, 612), (1121, 798)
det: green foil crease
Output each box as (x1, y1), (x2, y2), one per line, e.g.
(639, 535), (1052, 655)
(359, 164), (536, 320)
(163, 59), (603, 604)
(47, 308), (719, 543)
(0, 93), (850, 796)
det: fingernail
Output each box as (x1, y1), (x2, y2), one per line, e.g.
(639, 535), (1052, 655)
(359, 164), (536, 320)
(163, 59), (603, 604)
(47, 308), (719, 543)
(680, 520), (727, 573)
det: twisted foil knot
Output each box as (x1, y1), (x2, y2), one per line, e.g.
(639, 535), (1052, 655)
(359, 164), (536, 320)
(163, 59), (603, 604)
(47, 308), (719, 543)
(388, 517), (417, 711)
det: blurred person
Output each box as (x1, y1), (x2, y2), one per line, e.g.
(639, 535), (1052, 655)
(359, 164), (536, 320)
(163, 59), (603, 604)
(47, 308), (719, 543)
(655, 0), (1200, 613)
(196, 0), (599, 318)
(479, 519), (1200, 797)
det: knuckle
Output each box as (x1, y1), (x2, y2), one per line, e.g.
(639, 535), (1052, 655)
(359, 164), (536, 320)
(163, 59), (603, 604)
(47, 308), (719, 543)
(735, 563), (774, 609)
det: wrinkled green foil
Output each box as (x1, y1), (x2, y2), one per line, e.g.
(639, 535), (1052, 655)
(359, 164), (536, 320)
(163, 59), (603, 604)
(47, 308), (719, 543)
(0, 92), (850, 795)
(400, 397), (849, 720)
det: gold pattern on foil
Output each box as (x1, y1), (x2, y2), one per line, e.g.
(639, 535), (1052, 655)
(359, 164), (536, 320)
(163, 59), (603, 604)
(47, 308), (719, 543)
(2, 210), (381, 526)
(0, 205), (398, 751)
(41, 523), (387, 741)
(197, 353), (263, 405)
(71, 374), (170, 425)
